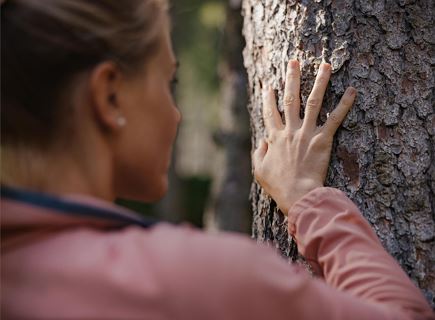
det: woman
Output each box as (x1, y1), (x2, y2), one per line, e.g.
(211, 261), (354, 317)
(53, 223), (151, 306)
(1, 0), (432, 319)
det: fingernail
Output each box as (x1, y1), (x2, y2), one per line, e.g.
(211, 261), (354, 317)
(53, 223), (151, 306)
(288, 59), (298, 68)
(348, 87), (357, 96)
(321, 63), (331, 72)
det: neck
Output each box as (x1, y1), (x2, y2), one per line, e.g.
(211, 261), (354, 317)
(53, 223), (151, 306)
(1, 142), (115, 201)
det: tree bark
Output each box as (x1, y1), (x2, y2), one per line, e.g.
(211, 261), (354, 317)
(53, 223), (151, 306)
(242, 0), (434, 307)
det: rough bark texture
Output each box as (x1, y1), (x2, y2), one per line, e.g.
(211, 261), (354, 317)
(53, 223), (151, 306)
(205, 0), (252, 233)
(242, 0), (434, 307)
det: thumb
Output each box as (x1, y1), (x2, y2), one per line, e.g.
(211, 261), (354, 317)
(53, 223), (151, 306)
(253, 139), (267, 170)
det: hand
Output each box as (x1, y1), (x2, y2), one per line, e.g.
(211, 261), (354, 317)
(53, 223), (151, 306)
(253, 60), (356, 215)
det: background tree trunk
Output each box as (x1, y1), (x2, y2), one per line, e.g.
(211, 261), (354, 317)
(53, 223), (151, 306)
(242, 0), (434, 307)
(204, 0), (252, 233)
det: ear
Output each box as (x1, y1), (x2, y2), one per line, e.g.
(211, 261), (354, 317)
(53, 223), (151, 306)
(89, 61), (125, 131)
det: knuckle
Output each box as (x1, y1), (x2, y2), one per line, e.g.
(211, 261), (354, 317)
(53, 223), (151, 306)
(319, 131), (333, 144)
(283, 95), (296, 107)
(317, 76), (329, 85)
(297, 131), (309, 144)
(283, 127), (294, 137)
(328, 112), (341, 125)
(306, 99), (320, 110)
(318, 129), (334, 145)
(284, 134), (295, 147)
(311, 134), (330, 150)
(263, 107), (273, 119)
(268, 131), (278, 142)
(283, 101), (292, 109)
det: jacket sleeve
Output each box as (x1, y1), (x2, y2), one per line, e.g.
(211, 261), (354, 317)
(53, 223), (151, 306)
(285, 187), (433, 320)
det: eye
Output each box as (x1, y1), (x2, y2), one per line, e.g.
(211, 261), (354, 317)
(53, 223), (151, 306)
(170, 76), (178, 96)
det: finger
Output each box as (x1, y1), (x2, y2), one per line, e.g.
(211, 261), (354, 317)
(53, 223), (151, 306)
(283, 60), (301, 128)
(262, 87), (284, 132)
(302, 63), (332, 130)
(253, 139), (268, 171)
(322, 87), (356, 136)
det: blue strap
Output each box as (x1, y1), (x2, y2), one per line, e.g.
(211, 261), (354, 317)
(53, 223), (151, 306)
(1, 185), (157, 228)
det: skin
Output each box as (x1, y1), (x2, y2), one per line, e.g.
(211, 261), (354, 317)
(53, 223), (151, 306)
(107, 21), (181, 202)
(253, 60), (356, 215)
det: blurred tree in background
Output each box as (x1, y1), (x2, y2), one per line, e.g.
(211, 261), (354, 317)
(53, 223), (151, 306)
(203, 0), (252, 233)
(118, 0), (251, 232)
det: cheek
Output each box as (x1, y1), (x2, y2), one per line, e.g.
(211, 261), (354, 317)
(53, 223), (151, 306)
(115, 83), (178, 198)
(146, 91), (179, 143)
(114, 134), (170, 202)
(127, 115), (175, 192)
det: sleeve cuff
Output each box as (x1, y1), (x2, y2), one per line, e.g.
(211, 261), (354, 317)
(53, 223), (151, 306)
(287, 187), (348, 235)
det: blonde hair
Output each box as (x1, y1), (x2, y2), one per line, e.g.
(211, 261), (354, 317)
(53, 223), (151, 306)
(1, 0), (168, 145)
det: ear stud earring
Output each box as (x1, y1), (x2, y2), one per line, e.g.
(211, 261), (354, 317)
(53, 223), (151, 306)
(117, 116), (127, 127)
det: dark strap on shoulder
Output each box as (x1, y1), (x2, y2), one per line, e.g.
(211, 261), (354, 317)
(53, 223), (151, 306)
(1, 185), (158, 229)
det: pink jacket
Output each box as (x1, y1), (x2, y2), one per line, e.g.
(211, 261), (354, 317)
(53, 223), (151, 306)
(1, 186), (433, 319)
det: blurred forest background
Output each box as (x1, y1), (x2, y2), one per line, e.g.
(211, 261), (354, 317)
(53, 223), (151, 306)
(117, 0), (252, 233)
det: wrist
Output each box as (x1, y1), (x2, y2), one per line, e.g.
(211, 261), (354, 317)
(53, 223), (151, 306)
(279, 181), (323, 214)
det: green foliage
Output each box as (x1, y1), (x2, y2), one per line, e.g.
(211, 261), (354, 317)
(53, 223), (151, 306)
(171, 0), (225, 93)
(181, 176), (212, 227)
(115, 198), (156, 217)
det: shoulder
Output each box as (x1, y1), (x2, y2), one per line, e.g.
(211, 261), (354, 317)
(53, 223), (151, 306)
(107, 223), (267, 290)
(123, 223), (308, 319)
(4, 222), (307, 319)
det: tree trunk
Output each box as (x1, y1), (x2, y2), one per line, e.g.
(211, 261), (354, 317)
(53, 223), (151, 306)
(242, 0), (434, 307)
